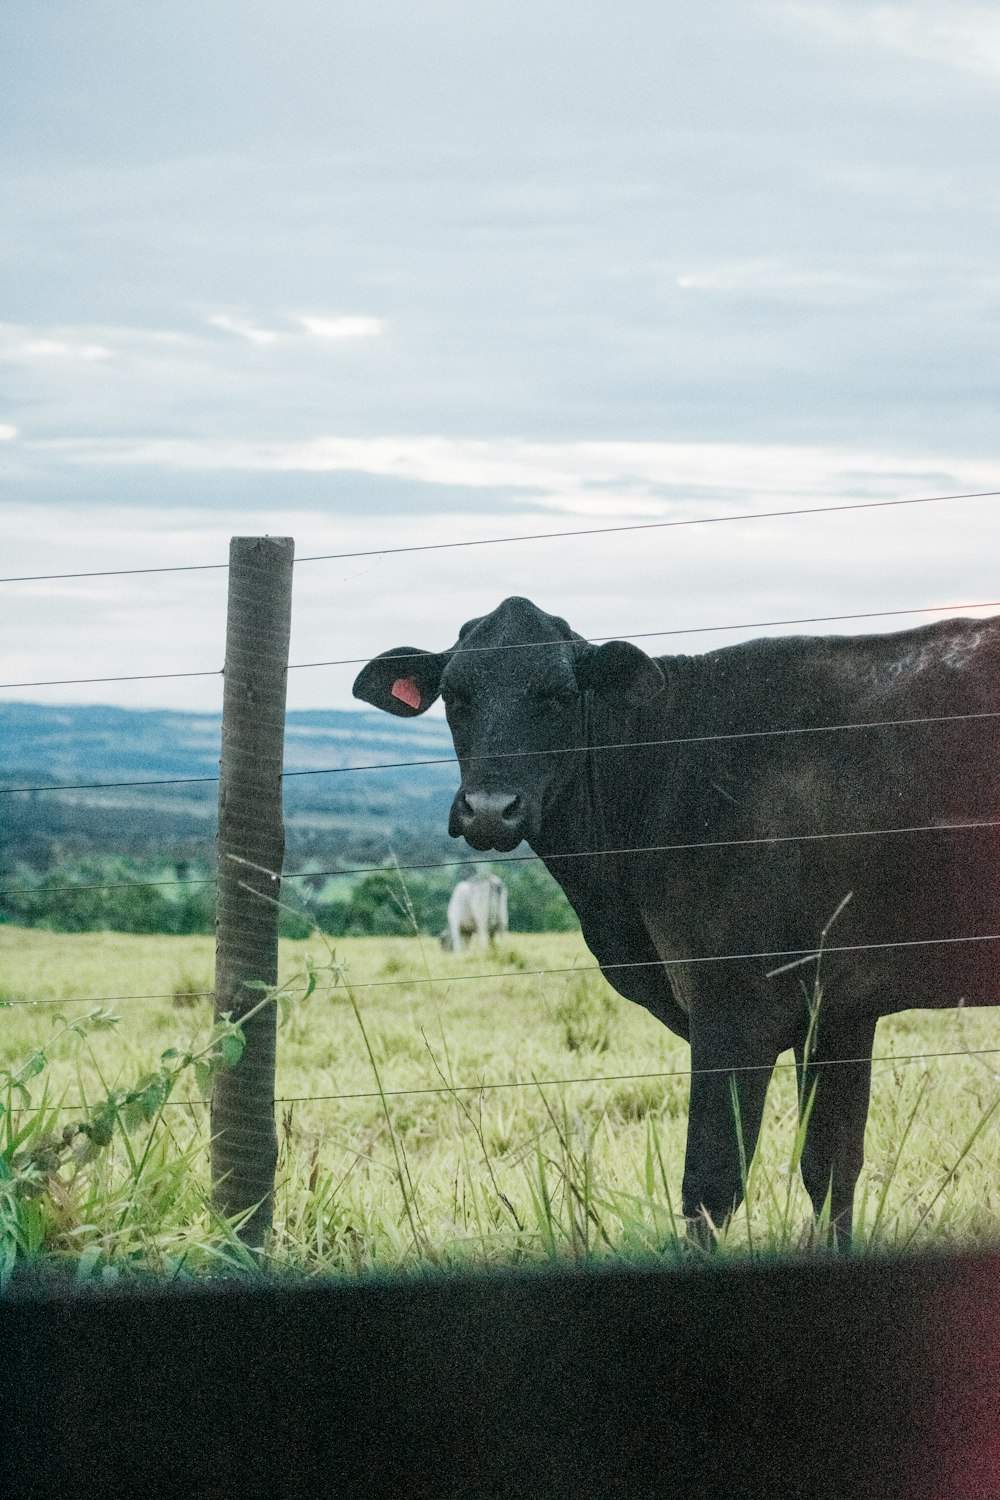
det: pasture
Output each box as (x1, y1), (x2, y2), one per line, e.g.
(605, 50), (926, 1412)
(2, 923), (1000, 1279)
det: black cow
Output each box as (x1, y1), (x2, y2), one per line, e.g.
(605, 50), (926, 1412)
(354, 596), (1000, 1239)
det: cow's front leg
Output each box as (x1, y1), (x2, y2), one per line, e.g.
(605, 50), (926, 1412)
(794, 1011), (878, 1244)
(682, 1018), (776, 1240)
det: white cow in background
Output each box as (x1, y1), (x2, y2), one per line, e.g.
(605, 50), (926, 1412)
(446, 873), (509, 953)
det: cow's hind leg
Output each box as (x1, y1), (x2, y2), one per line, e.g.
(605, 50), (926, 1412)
(794, 1011), (878, 1244)
(682, 1029), (776, 1241)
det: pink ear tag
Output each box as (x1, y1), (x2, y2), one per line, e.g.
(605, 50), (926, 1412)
(390, 677), (422, 710)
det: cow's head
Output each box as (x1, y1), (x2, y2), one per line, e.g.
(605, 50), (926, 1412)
(352, 596), (664, 852)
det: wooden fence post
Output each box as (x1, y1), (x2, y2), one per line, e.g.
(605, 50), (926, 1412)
(211, 535), (294, 1249)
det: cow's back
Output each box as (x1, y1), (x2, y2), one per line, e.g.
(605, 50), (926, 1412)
(613, 616), (1000, 1020)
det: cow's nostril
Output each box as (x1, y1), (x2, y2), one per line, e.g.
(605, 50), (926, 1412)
(499, 793), (524, 824)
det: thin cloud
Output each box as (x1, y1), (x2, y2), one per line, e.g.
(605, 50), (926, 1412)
(34, 433), (998, 519)
(2, 334), (114, 362)
(781, 3), (1000, 81)
(206, 314), (280, 345)
(1, 322), (193, 360)
(294, 315), (384, 339)
(675, 259), (882, 301)
(205, 311), (383, 344)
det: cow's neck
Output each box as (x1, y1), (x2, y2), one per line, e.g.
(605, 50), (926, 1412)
(536, 687), (663, 860)
(580, 686), (612, 853)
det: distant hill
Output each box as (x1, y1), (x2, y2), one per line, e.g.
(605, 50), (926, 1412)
(0, 701), (460, 871)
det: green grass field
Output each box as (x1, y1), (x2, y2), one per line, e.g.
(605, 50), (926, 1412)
(2, 923), (1000, 1280)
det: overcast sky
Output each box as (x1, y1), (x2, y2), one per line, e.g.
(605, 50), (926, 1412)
(2, 0), (999, 713)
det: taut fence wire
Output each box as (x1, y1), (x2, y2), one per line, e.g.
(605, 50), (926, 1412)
(5, 592), (1000, 692)
(2, 483), (998, 585)
(3, 704), (1000, 798)
(3, 812), (1000, 901)
(7, 1045), (1000, 1117)
(7, 925), (1000, 1011)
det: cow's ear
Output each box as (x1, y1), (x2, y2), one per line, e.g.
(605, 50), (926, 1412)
(574, 640), (665, 702)
(352, 647), (449, 717)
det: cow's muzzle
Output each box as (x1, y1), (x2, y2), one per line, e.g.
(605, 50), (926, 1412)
(449, 789), (529, 851)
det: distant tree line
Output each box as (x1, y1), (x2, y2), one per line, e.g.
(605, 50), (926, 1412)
(0, 858), (578, 938)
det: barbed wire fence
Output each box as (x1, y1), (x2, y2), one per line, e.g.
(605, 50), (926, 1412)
(3, 485), (1000, 1242)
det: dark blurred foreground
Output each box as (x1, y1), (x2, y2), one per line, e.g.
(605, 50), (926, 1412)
(2, 1251), (998, 1499)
